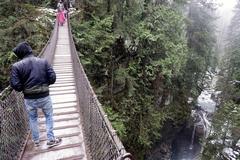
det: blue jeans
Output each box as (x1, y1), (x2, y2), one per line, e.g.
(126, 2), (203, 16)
(24, 96), (55, 142)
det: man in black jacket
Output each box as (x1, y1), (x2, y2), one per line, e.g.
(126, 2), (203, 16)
(10, 42), (61, 147)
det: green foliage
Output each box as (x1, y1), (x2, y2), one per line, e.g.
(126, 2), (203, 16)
(72, 15), (115, 87)
(129, 6), (188, 80)
(71, 0), (216, 158)
(72, 0), (190, 159)
(118, 94), (166, 157)
(0, 2), (53, 91)
(184, 0), (217, 96)
(165, 102), (191, 126)
(202, 101), (240, 159)
(104, 106), (127, 138)
(224, 2), (240, 82)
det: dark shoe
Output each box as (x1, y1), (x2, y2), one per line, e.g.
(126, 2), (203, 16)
(47, 138), (62, 148)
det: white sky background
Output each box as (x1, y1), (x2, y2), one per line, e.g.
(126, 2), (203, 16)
(219, 0), (237, 11)
(216, 0), (237, 33)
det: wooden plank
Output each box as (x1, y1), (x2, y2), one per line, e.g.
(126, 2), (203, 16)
(26, 135), (82, 148)
(53, 106), (77, 110)
(54, 57), (71, 59)
(53, 108), (78, 114)
(38, 127), (81, 137)
(51, 93), (76, 99)
(53, 62), (72, 64)
(55, 73), (74, 76)
(50, 90), (76, 95)
(52, 102), (77, 108)
(50, 83), (75, 88)
(23, 145), (85, 160)
(38, 132), (82, 141)
(54, 79), (75, 84)
(39, 116), (79, 124)
(38, 113), (79, 123)
(50, 86), (76, 92)
(57, 41), (70, 45)
(55, 69), (73, 72)
(51, 94), (77, 104)
(39, 124), (80, 132)
(51, 110), (77, 116)
(54, 78), (75, 82)
(50, 113), (79, 120)
(53, 64), (72, 67)
(56, 75), (75, 79)
(39, 119), (80, 129)
(58, 155), (85, 160)
(54, 60), (72, 63)
(56, 41), (70, 43)
(55, 54), (71, 57)
(54, 70), (73, 74)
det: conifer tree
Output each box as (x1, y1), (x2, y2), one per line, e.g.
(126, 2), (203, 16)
(184, 0), (217, 96)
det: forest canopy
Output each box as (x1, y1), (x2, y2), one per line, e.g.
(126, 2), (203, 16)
(71, 0), (218, 158)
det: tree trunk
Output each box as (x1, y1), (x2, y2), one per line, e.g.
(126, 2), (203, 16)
(107, 0), (111, 12)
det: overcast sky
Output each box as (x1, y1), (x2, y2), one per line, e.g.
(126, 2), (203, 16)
(215, 0), (237, 57)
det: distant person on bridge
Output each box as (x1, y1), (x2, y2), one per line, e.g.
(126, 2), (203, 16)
(57, 0), (65, 12)
(57, 0), (66, 26)
(10, 42), (62, 147)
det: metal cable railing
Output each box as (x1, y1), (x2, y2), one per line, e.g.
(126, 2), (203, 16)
(68, 18), (132, 160)
(0, 91), (27, 160)
(0, 20), (58, 160)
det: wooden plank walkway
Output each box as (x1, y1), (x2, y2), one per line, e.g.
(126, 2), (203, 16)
(21, 22), (87, 160)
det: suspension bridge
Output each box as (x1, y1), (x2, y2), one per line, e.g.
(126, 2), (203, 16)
(0, 15), (132, 160)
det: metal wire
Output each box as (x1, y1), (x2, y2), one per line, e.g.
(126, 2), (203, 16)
(0, 91), (28, 160)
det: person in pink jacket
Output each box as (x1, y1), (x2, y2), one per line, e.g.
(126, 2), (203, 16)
(57, 0), (65, 26)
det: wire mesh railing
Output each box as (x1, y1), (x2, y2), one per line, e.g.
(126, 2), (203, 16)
(0, 91), (28, 160)
(0, 19), (58, 160)
(68, 18), (132, 160)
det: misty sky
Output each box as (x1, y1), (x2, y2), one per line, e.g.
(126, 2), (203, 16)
(216, 0), (237, 26)
(215, 0), (237, 57)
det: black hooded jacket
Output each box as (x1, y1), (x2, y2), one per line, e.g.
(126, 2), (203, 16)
(10, 42), (56, 99)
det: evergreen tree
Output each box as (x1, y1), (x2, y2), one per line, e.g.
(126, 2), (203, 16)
(71, 0), (217, 159)
(184, 0), (217, 96)
(72, 0), (190, 158)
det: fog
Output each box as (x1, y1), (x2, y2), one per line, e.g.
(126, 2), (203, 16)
(215, 0), (237, 58)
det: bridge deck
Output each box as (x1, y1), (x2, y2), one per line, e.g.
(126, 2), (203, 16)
(21, 22), (87, 160)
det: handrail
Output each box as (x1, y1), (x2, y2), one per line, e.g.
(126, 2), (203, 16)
(67, 16), (132, 160)
(40, 19), (59, 64)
